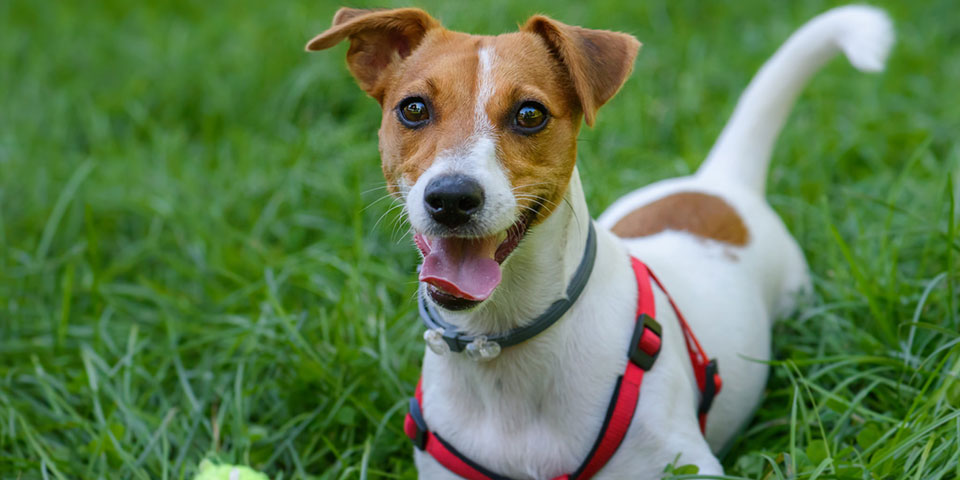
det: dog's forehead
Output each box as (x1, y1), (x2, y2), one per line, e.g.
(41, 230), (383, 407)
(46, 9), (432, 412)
(487, 32), (563, 73)
(401, 30), (480, 78)
(389, 30), (565, 105)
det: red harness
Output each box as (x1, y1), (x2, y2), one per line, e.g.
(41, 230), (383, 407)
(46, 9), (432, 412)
(404, 257), (722, 479)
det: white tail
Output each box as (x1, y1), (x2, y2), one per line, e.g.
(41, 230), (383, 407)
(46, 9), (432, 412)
(697, 5), (894, 193)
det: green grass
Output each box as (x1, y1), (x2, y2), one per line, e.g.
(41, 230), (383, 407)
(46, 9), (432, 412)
(1, 0), (958, 478)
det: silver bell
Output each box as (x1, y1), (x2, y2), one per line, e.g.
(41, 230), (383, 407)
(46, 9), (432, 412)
(464, 336), (501, 361)
(424, 328), (451, 356)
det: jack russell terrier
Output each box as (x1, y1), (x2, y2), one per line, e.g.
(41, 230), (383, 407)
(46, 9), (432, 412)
(305, 5), (893, 478)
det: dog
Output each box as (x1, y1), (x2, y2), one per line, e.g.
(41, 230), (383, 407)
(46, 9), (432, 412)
(305, 5), (893, 478)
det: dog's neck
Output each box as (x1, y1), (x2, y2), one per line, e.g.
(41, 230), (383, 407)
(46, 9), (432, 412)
(426, 167), (592, 335)
(417, 167), (638, 464)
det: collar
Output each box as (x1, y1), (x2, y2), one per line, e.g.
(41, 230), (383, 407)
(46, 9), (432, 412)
(417, 221), (597, 358)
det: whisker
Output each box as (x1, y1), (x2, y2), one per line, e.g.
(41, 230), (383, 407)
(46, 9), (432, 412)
(563, 196), (583, 234)
(360, 184), (389, 195)
(362, 193), (402, 212)
(360, 182), (404, 197)
(391, 210), (408, 231)
(393, 220), (413, 244)
(515, 204), (542, 216)
(514, 194), (560, 210)
(394, 228), (413, 245)
(372, 202), (406, 232)
(390, 210), (412, 243)
(513, 192), (583, 235)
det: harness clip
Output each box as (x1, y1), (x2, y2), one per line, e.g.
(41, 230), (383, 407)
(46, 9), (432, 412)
(628, 314), (662, 370)
(698, 359), (721, 416)
(405, 397), (428, 450)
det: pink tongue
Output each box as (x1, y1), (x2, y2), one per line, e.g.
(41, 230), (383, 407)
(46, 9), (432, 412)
(420, 235), (502, 301)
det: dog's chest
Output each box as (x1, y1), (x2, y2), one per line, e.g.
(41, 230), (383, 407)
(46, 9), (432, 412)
(415, 350), (691, 479)
(420, 359), (621, 477)
(415, 295), (658, 478)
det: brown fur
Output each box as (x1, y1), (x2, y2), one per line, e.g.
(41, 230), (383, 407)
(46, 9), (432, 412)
(305, 8), (441, 103)
(306, 8), (640, 226)
(610, 192), (750, 246)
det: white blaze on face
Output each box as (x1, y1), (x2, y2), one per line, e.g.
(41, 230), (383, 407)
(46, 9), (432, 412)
(465, 46), (515, 233)
(406, 45), (516, 236)
(474, 47), (497, 137)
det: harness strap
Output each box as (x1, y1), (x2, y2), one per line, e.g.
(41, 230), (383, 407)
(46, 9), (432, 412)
(646, 268), (723, 432)
(570, 257), (658, 479)
(403, 256), (719, 479)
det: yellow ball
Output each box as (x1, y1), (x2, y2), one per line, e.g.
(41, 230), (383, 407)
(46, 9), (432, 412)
(194, 460), (269, 480)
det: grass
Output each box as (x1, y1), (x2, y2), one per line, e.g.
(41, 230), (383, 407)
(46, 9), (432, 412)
(1, 0), (959, 478)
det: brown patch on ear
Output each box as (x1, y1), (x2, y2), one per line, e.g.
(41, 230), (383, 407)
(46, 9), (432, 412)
(522, 16), (640, 126)
(305, 8), (441, 103)
(611, 192), (750, 246)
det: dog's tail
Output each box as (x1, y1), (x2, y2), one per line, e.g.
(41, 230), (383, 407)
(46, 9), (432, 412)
(697, 5), (894, 193)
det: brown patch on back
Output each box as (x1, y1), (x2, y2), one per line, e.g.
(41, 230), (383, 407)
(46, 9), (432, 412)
(611, 192), (749, 246)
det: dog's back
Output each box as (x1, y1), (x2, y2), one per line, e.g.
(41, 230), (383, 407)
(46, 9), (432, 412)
(598, 5), (894, 449)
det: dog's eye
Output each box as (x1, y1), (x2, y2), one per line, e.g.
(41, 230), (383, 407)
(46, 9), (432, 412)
(398, 97), (430, 127)
(514, 102), (548, 133)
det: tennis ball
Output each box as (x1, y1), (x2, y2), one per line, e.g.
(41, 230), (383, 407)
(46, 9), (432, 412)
(194, 460), (269, 480)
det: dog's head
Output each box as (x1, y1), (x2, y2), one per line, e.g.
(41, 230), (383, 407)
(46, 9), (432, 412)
(307, 8), (639, 310)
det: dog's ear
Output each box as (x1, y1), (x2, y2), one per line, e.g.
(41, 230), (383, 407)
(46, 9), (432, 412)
(522, 16), (640, 126)
(305, 8), (441, 103)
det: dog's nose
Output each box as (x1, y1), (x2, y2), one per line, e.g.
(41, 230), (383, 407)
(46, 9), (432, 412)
(424, 174), (484, 228)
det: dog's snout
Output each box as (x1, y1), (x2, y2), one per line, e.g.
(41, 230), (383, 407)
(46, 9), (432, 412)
(424, 174), (485, 228)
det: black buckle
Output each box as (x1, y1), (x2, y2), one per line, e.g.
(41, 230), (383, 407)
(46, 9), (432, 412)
(408, 397), (428, 450)
(440, 329), (466, 353)
(698, 359), (720, 415)
(628, 314), (662, 370)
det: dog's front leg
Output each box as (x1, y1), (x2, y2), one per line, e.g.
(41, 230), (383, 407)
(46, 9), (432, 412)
(414, 451), (469, 480)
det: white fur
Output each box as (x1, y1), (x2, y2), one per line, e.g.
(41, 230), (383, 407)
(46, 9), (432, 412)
(411, 6), (893, 478)
(474, 47), (497, 137)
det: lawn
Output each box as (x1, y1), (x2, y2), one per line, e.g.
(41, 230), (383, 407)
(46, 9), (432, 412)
(1, 0), (959, 478)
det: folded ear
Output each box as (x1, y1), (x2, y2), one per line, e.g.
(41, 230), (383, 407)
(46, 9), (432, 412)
(306, 8), (441, 103)
(522, 16), (641, 126)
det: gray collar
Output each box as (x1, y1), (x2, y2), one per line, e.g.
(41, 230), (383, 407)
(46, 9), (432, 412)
(418, 222), (597, 358)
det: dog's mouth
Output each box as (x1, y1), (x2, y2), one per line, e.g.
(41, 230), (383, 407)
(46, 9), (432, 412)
(414, 217), (529, 310)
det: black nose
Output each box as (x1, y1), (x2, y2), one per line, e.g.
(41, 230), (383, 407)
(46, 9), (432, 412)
(424, 174), (484, 228)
